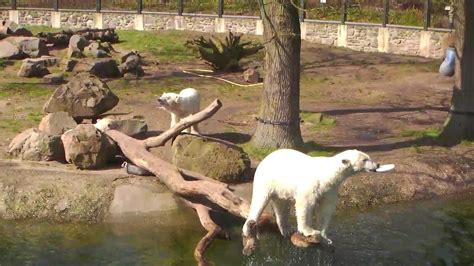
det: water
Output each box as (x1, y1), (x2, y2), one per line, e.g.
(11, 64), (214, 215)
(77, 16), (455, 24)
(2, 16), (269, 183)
(0, 195), (473, 266)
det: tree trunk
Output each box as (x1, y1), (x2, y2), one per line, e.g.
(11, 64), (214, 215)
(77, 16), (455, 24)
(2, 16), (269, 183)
(441, 0), (474, 144)
(251, 0), (304, 149)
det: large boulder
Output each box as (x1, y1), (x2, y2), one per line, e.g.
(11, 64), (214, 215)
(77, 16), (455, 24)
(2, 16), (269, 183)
(67, 34), (88, 59)
(171, 135), (251, 183)
(61, 124), (116, 169)
(8, 128), (65, 161)
(43, 73), (119, 119)
(89, 58), (121, 78)
(94, 117), (148, 136)
(17, 58), (54, 78)
(38, 111), (78, 135)
(0, 40), (24, 59)
(243, 68), (260, 83)
(3, 36), (48, 58)
(43, 73), (65, 84)
(84, 42), (110, 58)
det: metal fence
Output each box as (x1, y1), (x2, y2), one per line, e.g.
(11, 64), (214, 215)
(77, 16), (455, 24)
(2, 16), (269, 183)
(1, 0), (452, 29)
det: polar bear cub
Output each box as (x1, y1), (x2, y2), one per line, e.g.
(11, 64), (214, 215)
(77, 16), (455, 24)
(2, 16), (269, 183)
(157, 88), (200, 134)
(242, 149), (379, 250)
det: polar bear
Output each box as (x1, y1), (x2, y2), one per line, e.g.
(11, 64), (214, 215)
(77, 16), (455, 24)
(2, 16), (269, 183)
(242, 149), (380, 254)
(157, 88), (200, 134)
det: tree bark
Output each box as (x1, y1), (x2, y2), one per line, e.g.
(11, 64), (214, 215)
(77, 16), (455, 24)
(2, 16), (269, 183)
(441, 0), (474, 144)
(251, 0), (304, 149)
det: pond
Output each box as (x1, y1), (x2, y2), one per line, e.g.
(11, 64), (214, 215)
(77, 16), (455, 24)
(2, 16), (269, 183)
(0, 194), (473, 265)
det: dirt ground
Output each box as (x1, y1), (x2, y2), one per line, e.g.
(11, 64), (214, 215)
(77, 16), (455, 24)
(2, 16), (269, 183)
(1, 30), (473, 207)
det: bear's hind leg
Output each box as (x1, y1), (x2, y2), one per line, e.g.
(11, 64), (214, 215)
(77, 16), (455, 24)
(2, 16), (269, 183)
(316, 193), (338, 245)
(271, 198), (292, 237)
(243, 193), (270, 237)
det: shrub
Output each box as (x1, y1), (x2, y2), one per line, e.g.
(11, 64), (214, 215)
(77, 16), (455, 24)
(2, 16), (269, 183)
(185, 31), (263, 72)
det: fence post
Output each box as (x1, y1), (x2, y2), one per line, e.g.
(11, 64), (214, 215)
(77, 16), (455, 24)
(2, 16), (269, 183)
(299, 0), (305, 22)
(137, 0), (142, 14)
(217, 0), (224, 18)
(382, 0), (389, 26)
(177, 0), (183, 16)
(53, 0), (59, 11)
(96, 0), (101, 13)
(341, 0), (347, 24)
(11, 0), (17, 10)
(423, 0), (431, 30)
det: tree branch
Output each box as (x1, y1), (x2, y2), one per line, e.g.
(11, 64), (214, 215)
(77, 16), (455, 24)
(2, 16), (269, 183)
(143, 99), (222, 149)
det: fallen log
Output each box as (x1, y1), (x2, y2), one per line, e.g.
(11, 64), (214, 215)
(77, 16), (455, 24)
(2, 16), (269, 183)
(104, 99), (252, 264)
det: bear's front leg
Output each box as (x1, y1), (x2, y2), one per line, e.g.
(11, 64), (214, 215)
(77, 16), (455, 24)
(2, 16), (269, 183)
(170, 113), (179, 129)
(295, 195), (320, 237)
(316, 192), (338, 246)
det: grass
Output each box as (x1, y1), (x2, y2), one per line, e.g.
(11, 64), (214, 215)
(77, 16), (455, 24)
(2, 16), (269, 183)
(240, 140), (337, 161)
(26, 25), (58, 35)
(399, 128), (442, 139)
(0, 83), (52, 98)
(300, 112), (337, 133)
(116, 30), (196, 63)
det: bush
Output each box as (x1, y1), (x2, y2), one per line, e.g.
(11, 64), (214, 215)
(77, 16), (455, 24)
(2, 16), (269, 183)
(185, 31), (263, 72)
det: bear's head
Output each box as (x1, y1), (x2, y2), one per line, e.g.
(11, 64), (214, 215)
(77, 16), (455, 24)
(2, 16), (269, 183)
(157, 92), (180, 111)
(338, 149), (379, 173)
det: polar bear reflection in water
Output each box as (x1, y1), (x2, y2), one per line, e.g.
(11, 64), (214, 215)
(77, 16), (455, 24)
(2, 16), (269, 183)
(242, 149), (380, 253)
(157, 88), (201, 134)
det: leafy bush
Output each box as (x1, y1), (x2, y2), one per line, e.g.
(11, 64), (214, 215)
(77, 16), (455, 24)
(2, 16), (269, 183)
(185, 31), (263, 72)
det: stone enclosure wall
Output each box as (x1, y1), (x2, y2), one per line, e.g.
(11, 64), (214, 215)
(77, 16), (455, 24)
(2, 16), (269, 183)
(3, 9), (448, 59)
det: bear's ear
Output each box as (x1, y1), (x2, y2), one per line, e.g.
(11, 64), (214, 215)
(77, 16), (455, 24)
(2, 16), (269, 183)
(174, 94), (181, 103)
(342, 159), (350, 166)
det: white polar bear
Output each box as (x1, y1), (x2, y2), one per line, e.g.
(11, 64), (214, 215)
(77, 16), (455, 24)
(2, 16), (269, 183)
(157, 88), (201, 134)
(242, 149), (380, 252)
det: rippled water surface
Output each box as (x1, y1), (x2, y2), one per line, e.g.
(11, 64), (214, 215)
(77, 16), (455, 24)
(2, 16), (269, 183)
(0, 194), (473, 265)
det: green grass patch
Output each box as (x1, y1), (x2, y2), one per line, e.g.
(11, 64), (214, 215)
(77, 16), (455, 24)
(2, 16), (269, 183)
(240, 142), (278, 161)
(304, 141), (337, 157)
(400, 128), (441, 139)
(0, 119), (26, 133)
(300, 112), (336, 133)
(27, 112), (43, 123)
(0, 83), (51, 98)
(25, 25), (59, 35)
(116, 30), (195, 63)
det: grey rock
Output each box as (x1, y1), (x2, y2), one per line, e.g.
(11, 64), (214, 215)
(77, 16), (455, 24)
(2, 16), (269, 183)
(171, 135), (251, 183)
(0, 20), (32, 36)
(43, 72), (119, 119)
(38, 112), (77, 135)
(3, 36), (48, 58)
(43, 73), (65, 84)
(61, 124), (117, 169)
(61, 59), (78, 72)
(89, 58), (121, 78)
(0, 40), (24, 59)
(8, 128), (65, 161)
(84, 42), (110, 58)
(67, 34), (88, 59)
(17, 59), (50, 78)
(95, 118), (148, 136)
(243, 68), (260, 83)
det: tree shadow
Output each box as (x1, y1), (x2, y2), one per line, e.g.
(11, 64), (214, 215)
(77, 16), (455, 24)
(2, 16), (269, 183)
(301, 105), (449, 116)
(206, 132), (251, 144)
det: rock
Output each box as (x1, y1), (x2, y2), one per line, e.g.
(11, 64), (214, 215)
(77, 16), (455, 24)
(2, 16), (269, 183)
(3, 36), (48, 58)
(172, 135), (251, 183)
(122, 66), (145, 79)
(67, 34), (88, 59)
(118, 54), (143, 76)
(94, 117), (148, 136)
(0, 40), (24, 59)
(89, 58), (121, 78)
(61, 124), (116, 169)
(38, 111), (77, 135)
(61, 59), (78, 72)
(43, 73), (64, 84)
(0, 20), (32, 36)
(43, 73), (119, 119)
(243, 68), (260, 83)
(84, 42), (110, 58)
(8, 128), (65, 161)
(17, 59), (50, 78)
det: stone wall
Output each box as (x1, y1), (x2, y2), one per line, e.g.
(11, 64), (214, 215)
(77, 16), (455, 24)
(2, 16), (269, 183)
(183, 16), (215, 32)
(144, 14), (174, 31)
(225, 18), (256, 34)
(346, 25), (379, 53)
(388, 27), (422, 56)
(19, 10), (51, 26)
(61, 12), (94, 29)
(429, 31), (445, 59)
(305, 23), (338, 46)
(103, 13), (135, 29)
